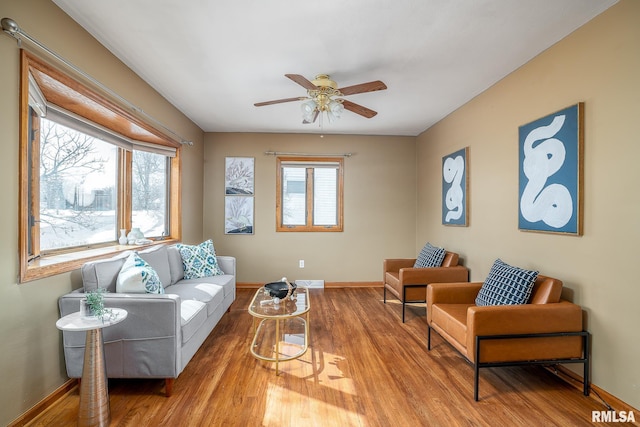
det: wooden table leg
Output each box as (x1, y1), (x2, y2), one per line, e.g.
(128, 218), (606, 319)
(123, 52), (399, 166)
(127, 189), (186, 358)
(79, 328), (110, 427)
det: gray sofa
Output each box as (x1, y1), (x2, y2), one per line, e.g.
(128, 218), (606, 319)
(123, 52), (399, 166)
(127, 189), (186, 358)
(58, 244), (236, 396)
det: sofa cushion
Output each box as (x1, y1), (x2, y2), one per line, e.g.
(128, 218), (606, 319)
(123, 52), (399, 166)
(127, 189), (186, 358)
(475, 259), (538, 306)
(414, 242), (446, 268)
(385, 272), (400, 290)
(167, 245), (185, 285)
(180, 300), (208, 344)
(177, 240), (224, 280)
(82, 251), (131, 292)
(116, 253), (165, 294)
(431, 303), (472, 348)
(529, 276), (563, 304)
(179, 274), (235, 299)
(138, 245), (171, 288)
(167, 281), (225, 317)
(441, 252), (459, 268)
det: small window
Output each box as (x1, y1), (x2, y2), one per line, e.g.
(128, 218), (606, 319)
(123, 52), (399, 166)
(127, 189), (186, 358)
(276, 157), (343, 232)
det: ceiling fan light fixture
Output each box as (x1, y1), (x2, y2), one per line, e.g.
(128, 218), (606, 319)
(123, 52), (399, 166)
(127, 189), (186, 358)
(329, 99), (344, 115)
(256, 73), (386, 125)
(301, 99), (318, 122)
(326, 99), (344, 123)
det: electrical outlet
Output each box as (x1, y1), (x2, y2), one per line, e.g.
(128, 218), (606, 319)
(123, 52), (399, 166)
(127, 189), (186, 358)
(299, 260), (305, 268)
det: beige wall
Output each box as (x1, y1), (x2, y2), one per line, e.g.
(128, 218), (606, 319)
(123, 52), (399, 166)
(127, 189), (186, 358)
(416, 0), (640, 409)
(1, 0), (637, 422)
(204, 133), (416, 283)
(0, 1), (204, 424)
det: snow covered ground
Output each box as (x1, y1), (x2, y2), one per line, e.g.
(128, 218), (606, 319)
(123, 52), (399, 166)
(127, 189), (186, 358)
(40, 209), (165, 250)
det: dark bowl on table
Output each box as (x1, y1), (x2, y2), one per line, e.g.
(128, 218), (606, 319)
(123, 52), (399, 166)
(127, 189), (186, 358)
(264, 281), (297, 299)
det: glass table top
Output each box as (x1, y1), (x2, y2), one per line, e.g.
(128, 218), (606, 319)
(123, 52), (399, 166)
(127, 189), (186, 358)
(248, 286), (310, 319)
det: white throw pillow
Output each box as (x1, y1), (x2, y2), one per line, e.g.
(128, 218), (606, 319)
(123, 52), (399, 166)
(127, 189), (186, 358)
(116, 252), (165, 294)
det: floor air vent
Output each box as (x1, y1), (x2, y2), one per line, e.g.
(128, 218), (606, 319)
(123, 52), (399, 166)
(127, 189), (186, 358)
(295, 280), (325, 289)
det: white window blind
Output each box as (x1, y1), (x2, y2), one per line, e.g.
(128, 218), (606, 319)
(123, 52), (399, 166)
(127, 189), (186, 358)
(313, 167), (338, 225)
(282, 167), (307, 225)
(45, 104), (177, 157)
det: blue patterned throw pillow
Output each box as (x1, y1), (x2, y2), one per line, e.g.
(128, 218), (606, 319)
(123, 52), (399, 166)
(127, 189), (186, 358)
(177, 239), (224, 280)
(475, 259), (538, 306)
(116, 252), (165, 294)
(414, 242), (446, 268)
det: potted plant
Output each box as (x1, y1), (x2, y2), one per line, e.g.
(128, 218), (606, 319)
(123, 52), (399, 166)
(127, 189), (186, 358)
(81, 288), (113, 320)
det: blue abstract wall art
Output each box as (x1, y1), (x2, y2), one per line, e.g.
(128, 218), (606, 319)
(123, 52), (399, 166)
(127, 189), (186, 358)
(442, 147), (468, 226)
(518, 103), (583, 235)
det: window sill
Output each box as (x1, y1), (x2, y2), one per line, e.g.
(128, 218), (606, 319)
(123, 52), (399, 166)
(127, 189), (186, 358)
(20, 239), (178, 283)
(276, 226), (343, 232)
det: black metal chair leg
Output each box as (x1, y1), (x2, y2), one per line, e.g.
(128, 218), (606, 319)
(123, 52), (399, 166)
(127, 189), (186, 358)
(402, 287), (406, 323)
(427, 326), (431, 350)
(584, 332), (591, 396)
(383, 286), (386, 303)
(474, 335), (481, 401)
(470, 331), (589, 402)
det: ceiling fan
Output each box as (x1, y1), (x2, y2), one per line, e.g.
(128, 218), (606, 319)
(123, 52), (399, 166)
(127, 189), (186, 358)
(254, 74), (387, 124)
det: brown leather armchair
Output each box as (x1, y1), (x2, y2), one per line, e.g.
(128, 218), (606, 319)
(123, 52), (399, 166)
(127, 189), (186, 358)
(383, 251), (469, 322)
(427, 275), (590, 400)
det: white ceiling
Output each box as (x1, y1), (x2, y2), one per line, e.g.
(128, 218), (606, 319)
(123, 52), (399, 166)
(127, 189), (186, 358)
(52, 0), (616, 137)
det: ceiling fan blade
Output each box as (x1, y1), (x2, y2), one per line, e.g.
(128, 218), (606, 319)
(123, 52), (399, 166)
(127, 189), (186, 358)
(338, 80), (387, 96)
(285, 74), (317, 90)
(341, 100), (378, 118)
(254, 97), (306, 107)
(303, 110), (319, 124)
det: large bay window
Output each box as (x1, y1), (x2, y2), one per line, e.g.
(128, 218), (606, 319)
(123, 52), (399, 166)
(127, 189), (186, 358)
(19, 51), (182, 282)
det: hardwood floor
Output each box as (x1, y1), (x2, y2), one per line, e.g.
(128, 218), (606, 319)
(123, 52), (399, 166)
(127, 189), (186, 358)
(28, 288), (627, 426)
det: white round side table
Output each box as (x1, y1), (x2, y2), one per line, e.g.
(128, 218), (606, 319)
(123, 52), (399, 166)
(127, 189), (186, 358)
(56, 308), (127, 427)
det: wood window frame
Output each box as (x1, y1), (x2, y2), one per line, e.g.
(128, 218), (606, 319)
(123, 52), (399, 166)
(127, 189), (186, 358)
(18, 50), (182, 283)
(276, 156), (344, 232)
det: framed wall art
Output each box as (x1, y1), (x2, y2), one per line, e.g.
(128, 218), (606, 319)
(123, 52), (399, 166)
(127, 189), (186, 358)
(224, 196), (254, 234)
(225, 157), (254, 195)
(518, 103), (584, 235)
(442, 147), (469, 226)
